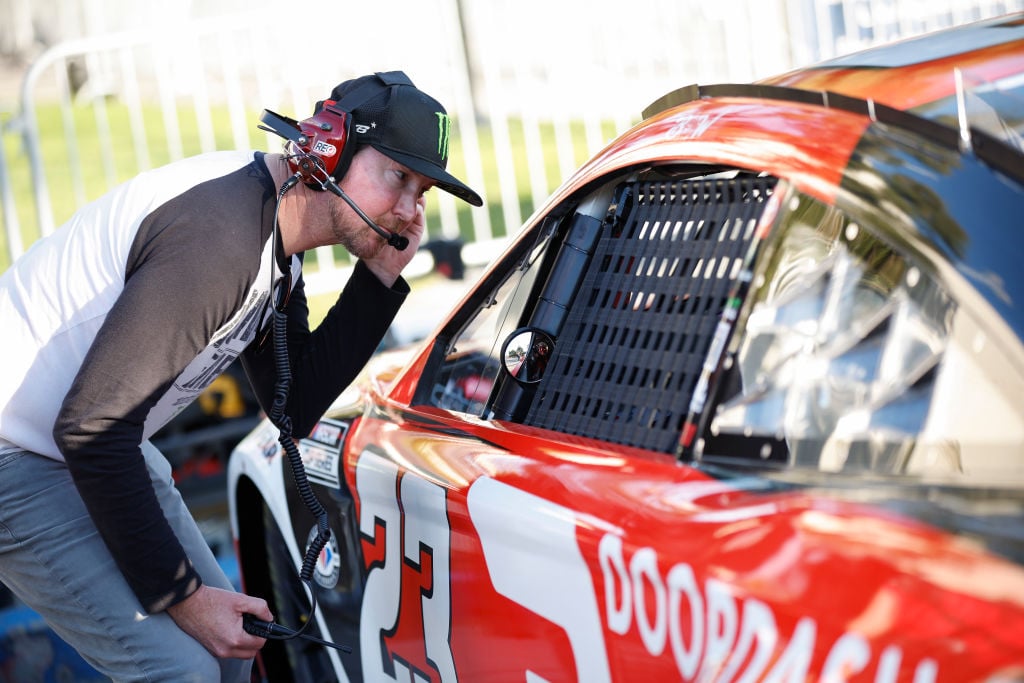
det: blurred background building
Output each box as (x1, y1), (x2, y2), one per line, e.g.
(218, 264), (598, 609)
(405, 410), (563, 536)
(2, 0), (1022, 276)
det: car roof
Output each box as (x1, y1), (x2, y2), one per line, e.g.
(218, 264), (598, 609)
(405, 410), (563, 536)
(555, 13), (1024, 213)
(760, 13), (1024, 136)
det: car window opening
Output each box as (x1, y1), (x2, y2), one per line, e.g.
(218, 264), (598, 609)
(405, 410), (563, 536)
(418, 162), (1024, 488)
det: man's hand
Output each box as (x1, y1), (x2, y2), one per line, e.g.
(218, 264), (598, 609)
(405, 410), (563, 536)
(363, 196), (427, 287)
(167, 584), (274, 660)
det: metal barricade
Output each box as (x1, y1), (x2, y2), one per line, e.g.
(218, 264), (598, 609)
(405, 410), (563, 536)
(3, 0), (1022, 273)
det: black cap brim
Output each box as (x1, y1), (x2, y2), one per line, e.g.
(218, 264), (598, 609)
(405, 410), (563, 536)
(371, 144), (483, 207)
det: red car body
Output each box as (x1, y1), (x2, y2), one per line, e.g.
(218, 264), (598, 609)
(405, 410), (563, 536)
(230, 14), (1024, 682)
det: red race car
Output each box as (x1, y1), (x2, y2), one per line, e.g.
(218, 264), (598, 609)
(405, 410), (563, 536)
(228, 14), (1024, 683)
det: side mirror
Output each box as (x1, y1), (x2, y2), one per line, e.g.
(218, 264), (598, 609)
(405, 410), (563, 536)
(501, 328), (555, 385)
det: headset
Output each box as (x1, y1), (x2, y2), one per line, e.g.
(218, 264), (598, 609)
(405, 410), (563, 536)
(257, 103), (356, 189)
(257, 71), (413, 250)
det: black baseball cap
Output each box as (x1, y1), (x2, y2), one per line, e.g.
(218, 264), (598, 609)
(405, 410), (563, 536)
(321, 72), (482, 207)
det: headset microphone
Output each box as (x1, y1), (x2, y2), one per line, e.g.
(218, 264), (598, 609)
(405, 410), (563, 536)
(322, 178), (409, 251)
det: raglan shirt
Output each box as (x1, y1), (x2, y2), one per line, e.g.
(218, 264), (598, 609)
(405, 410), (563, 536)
(0, 150), (407, 612)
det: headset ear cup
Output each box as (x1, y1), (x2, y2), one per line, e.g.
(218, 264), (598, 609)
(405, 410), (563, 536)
(330, 113), (356, 181)
(309, 104), (353, 180)
(285, 104), (354, 186)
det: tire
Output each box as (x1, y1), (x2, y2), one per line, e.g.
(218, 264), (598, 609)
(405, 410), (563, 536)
(260, 504), (337, 683)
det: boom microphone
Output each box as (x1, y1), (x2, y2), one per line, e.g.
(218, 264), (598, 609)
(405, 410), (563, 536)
(324, 178), (409, 251)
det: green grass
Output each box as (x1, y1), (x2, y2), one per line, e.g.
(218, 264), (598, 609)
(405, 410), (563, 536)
(1, 100), (629, 272)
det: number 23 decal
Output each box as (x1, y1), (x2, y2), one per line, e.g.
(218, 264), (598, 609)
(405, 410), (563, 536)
(357, 450), (457, 683)
(355, 449), (610, 683)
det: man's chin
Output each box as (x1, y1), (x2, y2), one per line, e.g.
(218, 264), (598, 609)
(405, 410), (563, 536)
(353, 238), (387, 262)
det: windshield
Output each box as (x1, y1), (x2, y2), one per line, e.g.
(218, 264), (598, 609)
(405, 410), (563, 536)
(702, 193), (1024, 488)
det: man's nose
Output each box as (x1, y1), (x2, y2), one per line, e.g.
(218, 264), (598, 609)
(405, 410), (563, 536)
(393, 192), (417, 222)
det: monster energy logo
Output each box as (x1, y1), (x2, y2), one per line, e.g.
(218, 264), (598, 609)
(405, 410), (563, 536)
(435, 112), (451, 161)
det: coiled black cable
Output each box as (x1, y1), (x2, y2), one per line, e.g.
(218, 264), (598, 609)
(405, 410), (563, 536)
(269, 307), (331, 585)
(243, 169), (346, 652)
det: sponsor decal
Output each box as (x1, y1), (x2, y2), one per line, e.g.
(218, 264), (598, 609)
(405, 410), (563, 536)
(435, 112), (451, 161)
(307, 525), (341, 590)
(255, 422), (280, 460)
(668, 111), (725, 140)
(309, 419), (346, 448)
(596, 533), (939, 683)
(313, 140), (337, 158)
(469, 476), (612, 682)
(298, 419), (346, 487)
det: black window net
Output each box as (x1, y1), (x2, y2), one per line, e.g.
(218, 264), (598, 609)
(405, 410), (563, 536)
(523, 174), (777, 454)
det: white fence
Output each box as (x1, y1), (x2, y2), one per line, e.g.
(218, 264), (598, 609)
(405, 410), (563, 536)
(1, 0), (1021, 277)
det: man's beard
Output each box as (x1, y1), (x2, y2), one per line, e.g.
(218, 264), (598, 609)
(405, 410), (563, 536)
(331, 201), (391, 260)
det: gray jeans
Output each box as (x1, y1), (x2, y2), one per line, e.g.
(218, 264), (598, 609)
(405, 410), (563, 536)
(0, 442), (251, 682)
